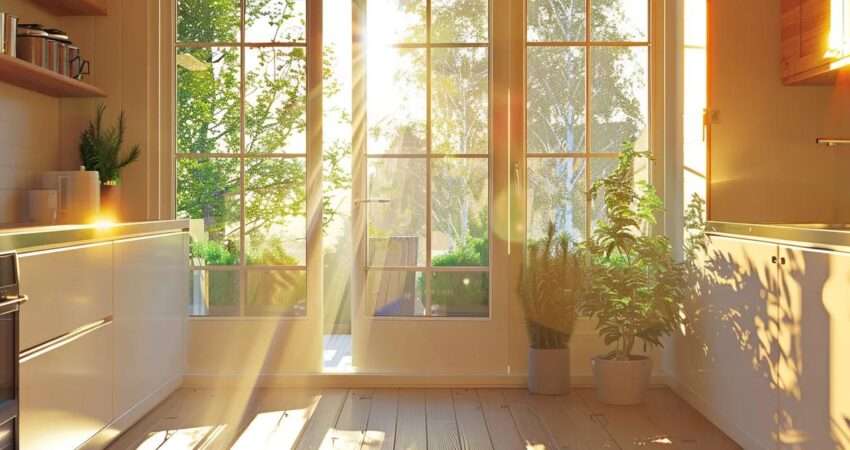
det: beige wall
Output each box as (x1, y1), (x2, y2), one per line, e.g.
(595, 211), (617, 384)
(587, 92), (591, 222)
(709, 0), (850, 224)
(0, 0), (160, 225)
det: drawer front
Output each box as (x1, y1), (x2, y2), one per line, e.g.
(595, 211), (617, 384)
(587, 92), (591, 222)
(20, 322), (113, 450)
(18, 243), (113, 350)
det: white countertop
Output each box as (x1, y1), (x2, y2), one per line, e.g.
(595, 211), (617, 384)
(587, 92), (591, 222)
(0, 220), (190, 253)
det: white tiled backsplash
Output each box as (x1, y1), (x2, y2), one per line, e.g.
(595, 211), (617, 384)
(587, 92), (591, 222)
(0, 83), (61, 224)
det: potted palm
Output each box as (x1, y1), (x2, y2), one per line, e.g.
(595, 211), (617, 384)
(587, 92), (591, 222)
(581, 148), (688, 405)
(519, 222), (583, 395)
(79, 104), (141, 219)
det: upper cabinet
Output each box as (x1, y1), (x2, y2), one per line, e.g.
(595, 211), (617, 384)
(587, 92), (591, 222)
(29, 0), (107, 16)
(782, 0), (850, 85)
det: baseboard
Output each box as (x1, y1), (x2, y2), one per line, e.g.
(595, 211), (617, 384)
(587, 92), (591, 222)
(79, 374), (183, 450)
(666, 377), (766, 450)
(182, 372), (669, 389)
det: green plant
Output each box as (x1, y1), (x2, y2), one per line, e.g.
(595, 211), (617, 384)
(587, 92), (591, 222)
(80, 104), (141, 184)
(581, 147), (689, 360)
(518, 222), (583, 349)
(190, 240), (238, 265)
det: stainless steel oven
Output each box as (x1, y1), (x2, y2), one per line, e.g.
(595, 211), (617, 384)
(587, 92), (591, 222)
(0, 252), (26, 449)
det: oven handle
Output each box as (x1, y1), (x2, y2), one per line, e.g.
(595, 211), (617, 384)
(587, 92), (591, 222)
(0, 295), (28, 309)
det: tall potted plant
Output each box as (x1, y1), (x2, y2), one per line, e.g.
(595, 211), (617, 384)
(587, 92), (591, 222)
(519, 222), (583, 395)
(80, 104), (140, 219)
(581, 148), (688, 405)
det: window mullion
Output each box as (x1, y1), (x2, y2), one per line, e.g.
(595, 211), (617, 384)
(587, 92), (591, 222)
(425, 0), (433, 317)
(238, 0), (247, 316)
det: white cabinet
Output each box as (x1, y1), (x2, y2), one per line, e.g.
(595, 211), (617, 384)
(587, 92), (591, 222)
(698, 236), (780, 450)
(19, 322), (113, 450)
(18, 243), (113, 350)
(113, 233), (187, 414)
(678, 236), (850, 450)
(777, 247), (850, 450)
(16, 230), (188, 449)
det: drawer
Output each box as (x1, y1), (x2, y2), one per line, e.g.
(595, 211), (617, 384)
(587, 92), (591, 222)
(18, 243), (113, 350)
(20, 322), (113, 450)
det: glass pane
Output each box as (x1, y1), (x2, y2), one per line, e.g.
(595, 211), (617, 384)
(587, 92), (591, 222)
(528, 0), (585, 42)
(245, 47), (308, 154)
(591, 47), (648, 153)
(367, 0), (426, 43)
(432, 0), (488, 43)
(367, 48), (427, 154)
(432, 158), (489, 265)
(177, 0), (240, 43)
(527, 47), (585, 153)
(245, 270), (307, 316)
(177, 47), (241, 154)
(432, 47), (489, 155)
(245, 158), (306, 265)
(591, 0), (648, 42)
(590, 157), (619, 228)
(431, 272), (489, 317)
(246, 0), (306, 43)
(178, 158), (241, 266)
(367, 158), (426, 267)
(189, 270), (240, 316)
(527, 158), (587, 242)
(368, 270), (425, 316)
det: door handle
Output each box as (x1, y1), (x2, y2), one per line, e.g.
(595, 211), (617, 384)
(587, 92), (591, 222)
(0, 295), (27, 309)
(354, 199), (390, 205)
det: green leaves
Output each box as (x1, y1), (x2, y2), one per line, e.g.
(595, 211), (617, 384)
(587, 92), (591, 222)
(581, 146), (691, 360)
(519, 222), (583, 349)
(79, 104), (141, 184)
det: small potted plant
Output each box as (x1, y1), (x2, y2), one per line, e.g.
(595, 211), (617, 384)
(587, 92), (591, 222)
(80, 104), (140, 219)
(581, 147), (688, 405)
(519, 222), (583, 395)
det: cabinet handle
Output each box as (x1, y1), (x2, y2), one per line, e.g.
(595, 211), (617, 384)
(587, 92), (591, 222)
(780, 257), (786, 265)
(771, 256), (778, 264)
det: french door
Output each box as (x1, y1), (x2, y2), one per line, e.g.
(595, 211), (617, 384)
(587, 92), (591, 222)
(174, 0), (658, 376)
(349, 0), (513, 374)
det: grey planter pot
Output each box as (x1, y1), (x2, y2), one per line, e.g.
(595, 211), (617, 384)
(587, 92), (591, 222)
(528, 347), (570, 395)
(592, 355), (652, 405)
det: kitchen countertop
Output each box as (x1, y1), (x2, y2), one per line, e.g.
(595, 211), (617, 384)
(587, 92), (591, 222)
(0, 220), (190, 253)
(707, 221), (850, 252)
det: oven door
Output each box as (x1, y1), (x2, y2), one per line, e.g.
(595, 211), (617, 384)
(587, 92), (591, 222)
(0, 296), (24, 449)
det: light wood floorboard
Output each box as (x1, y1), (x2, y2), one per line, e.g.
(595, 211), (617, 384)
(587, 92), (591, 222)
(108, 387), (741, 450)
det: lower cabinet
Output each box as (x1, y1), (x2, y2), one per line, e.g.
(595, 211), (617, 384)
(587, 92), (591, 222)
(17, 231), (188, 449)
(682, 236), (850, 450)
(113, 233), (186, 414)
(777, 247), (850, 450)
(19, 323), (113, 450)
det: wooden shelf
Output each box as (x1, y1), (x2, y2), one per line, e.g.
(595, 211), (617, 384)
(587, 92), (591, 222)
(0, 54), (105, 98)
(28, 0), (107, 16)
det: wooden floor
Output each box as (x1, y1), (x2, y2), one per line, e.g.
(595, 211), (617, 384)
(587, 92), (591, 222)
(108, 387), (741, 450)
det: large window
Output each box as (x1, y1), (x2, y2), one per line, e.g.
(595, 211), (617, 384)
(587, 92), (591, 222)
(176, 0), (312, 317)
(361, 0), (491, 318)
(526, 0), (650, 242)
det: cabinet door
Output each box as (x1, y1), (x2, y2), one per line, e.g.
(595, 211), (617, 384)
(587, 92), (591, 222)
(699, 236), (780, 450)
(778, 246), (850, 449)
(20, 322), (113, 450)
(18, 243), (113, 350)
(113, 233), (187, 415)
(798, 0), (832, 71)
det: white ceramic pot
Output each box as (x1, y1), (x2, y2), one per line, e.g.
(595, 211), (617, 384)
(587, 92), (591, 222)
(592, 355), (652, 405)
(528, 347), (570, 395)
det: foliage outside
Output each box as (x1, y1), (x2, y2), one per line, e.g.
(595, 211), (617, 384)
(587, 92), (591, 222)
(581, 147), (689, 361)
(80, 104), (141, 185)
(519, 223), (583, 349)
